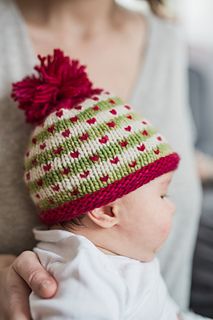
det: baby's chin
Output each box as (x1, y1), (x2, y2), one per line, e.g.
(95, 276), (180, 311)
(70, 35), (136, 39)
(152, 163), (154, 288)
(139, 253), (156, 263)
(139, 234), (172, 262)
(130, 249), (156, 263)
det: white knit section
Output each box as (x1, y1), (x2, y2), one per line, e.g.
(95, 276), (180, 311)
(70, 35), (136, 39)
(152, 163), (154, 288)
(30, 134), (167, 204)
(32, 92), (117, 137)
(27, 120), (159, 182)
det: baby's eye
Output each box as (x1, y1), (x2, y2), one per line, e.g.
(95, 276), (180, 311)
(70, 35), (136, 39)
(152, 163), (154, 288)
(160, 194), (168, 199)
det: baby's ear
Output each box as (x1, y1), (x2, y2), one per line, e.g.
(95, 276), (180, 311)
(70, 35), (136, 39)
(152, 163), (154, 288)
(87, 203), (119, 229)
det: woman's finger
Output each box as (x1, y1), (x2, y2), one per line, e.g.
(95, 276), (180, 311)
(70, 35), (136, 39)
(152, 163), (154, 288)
(12, 251), (57, 298)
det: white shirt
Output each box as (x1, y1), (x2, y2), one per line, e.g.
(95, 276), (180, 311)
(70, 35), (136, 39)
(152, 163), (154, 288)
(30, 228), (179, 320)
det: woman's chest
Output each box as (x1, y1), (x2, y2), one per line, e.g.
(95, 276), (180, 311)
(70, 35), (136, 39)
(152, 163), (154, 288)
(28, 20), (146, 100)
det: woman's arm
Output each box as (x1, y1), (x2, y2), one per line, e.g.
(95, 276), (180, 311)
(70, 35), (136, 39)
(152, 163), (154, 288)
(0, 251), (57, 320)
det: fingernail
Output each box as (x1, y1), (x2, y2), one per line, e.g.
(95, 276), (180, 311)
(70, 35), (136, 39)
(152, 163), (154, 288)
(42, 280), (52, 288)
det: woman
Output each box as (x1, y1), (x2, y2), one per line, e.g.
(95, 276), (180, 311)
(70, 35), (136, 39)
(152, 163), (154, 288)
(0, 0), (205, 319)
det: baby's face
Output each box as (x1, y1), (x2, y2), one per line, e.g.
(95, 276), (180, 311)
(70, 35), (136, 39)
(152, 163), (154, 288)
(117, 172), (175, 262)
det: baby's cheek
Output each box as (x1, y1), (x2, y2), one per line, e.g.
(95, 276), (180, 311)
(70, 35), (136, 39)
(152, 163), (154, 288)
(159, 215), (173, 241)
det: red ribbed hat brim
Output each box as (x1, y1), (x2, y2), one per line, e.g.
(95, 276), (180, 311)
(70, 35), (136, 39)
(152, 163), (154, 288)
(40, 152), (180, 225)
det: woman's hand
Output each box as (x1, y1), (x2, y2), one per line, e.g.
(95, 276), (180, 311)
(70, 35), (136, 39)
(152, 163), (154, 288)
(0, 251), (57, 320)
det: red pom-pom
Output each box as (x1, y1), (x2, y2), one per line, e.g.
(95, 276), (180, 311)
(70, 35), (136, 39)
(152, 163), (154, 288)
(11, 49), (102, 124)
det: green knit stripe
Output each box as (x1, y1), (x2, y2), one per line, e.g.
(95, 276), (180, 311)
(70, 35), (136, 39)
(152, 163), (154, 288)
(30, 96), (123, 146)
(37, 144), (172, 210)
(27, 128), (159, 193)
(25, 119), (155, 171)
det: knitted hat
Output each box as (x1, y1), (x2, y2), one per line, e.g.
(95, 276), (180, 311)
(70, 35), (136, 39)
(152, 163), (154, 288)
(12, 49), (180, 225)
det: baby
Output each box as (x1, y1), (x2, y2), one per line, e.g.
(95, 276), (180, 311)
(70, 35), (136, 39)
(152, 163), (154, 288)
(12, 49), (181, 320)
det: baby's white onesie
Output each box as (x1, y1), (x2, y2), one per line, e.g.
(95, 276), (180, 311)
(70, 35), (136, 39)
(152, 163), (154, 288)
(30, 228), (179, 320)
